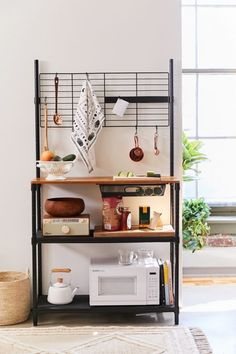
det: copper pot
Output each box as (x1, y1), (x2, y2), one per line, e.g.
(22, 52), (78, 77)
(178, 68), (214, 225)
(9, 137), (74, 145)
(129, 133), (144, 162)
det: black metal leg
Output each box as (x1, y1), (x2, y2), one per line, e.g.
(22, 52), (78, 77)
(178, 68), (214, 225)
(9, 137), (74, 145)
(32, 185), (38, 326)
(174, 241), (180, 324)
(174, 310), (179, 325)
(36, 184), (42, 296)
(38, 244), (42, 296)
(32, 243), (38, 326)
(32, 309), (38, 326)
(170, 242), (174, 279)
(174, 182), (180, 325)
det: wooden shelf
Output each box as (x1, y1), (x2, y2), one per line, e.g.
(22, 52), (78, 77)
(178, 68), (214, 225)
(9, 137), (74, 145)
(93, 225), (175, 238)
(31, 176), (180, 185)
(35, 229), (176, 244)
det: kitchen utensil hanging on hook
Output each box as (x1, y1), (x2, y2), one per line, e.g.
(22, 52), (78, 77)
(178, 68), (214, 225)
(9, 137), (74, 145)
(129, 127), (144, 162)
(43, 97), (49, 151)
(154, 126), (160, 156)
(53, 74), (62, 125)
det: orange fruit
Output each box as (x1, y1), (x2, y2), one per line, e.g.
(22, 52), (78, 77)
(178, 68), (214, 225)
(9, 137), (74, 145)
(40, 150), (54, 161)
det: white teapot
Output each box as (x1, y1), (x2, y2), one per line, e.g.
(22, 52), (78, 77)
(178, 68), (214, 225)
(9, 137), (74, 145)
(47, 268), (78, 305)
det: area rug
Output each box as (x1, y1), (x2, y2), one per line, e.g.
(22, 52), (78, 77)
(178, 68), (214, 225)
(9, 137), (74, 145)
(0, 326), (212, 354)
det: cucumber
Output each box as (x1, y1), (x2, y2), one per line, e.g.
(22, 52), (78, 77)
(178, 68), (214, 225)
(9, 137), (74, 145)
(127, 171), (135, 177)
(118, 171), (127, 177)
(62, 154), (76, 161)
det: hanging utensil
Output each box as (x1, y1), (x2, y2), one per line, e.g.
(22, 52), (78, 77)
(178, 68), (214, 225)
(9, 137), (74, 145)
(154, 126), (160, 156)
(43, 97), (49, 151)
(53, 74), (62, 125)
(129, 128), (144, 162)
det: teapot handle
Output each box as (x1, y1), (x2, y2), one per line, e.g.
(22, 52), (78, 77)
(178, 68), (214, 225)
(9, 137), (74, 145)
(51, 268), (71, 273)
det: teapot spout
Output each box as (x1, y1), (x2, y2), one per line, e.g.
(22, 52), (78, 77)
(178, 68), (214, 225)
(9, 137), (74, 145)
(72, 287), (79, 299)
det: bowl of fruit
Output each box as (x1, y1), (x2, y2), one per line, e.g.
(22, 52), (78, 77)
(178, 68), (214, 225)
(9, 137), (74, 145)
(36, 151), (76, 180)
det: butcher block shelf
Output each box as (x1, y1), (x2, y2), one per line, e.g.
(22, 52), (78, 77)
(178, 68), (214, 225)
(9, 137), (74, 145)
(93, 225), (175, 238)
(31, 176), (180, 185)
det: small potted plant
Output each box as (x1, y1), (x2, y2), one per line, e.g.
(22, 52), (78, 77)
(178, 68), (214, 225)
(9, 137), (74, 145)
(182, 132), (210, 252)
(183, 198), (211, 252)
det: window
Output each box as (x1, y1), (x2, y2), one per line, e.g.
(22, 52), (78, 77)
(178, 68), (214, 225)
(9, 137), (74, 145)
(182, 0), (236, 205)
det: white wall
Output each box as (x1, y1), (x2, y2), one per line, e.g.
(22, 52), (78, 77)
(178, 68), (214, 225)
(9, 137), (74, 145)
(0, 0), (182, 293)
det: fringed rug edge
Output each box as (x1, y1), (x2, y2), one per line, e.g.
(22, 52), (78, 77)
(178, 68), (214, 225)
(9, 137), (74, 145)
(190, 327), (213, 354)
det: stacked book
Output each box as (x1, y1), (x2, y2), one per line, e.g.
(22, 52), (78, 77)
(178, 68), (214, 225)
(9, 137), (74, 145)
(157, 259), (174, 306)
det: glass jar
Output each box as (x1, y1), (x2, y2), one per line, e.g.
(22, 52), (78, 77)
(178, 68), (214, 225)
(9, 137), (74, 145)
(120, 207), (131, 231)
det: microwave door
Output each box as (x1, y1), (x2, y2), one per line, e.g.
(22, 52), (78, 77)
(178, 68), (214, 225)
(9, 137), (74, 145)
(90, 268), (146, 305)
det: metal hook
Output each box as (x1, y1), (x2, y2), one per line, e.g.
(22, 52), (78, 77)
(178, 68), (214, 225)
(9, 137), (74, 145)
(86, 72), (90, 81)
(135, 125), (138, 135)
(154, 126), (160, 156)
(44, 97), (47, 104)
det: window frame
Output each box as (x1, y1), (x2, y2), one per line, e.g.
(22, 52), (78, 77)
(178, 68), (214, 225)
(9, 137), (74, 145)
(182, 1), (236, 211)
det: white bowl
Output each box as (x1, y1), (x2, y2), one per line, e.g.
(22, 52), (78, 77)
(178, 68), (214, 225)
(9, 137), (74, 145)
(36, 160), (74, 180)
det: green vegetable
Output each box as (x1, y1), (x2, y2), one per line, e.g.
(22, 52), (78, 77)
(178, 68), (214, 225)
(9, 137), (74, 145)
(127, 171), (135, 177)
(147, 171), (155, 177)
(146, 171), (160, 177)
(118, 171), (135, 177)
(62, 154), (76, 161)
(118, 171), (127, 177)
(52, 155), (62, 161)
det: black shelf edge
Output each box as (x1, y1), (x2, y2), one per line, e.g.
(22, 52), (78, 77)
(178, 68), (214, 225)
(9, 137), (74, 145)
(104, 96), (170, 104)
(37, 295), (176, 313)
(35, 231), (176, 244)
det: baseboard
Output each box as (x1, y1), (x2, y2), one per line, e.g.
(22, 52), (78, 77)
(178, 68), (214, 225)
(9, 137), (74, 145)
(183, 266), (236, 277)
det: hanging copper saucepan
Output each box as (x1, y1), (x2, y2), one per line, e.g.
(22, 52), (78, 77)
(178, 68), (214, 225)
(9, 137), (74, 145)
(129, 129), (144, 162)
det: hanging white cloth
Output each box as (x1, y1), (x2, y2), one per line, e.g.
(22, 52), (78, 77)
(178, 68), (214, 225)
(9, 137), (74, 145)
(71, 79), (104, 173)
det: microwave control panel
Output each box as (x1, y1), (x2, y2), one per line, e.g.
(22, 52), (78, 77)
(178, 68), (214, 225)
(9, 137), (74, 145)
(147, 269), (160, 305)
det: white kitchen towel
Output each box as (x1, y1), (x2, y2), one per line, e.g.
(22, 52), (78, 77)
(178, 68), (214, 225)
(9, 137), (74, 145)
(71, 80), (104, 173)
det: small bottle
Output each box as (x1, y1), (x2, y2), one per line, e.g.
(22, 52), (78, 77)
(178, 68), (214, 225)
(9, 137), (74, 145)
(120, 207), (132, 231)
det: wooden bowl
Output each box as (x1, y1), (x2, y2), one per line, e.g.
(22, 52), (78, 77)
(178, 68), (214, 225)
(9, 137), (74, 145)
(45, 198), (85, 217)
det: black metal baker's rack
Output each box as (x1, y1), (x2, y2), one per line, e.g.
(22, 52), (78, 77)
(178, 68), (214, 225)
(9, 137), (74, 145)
(31, 59), (179, 326)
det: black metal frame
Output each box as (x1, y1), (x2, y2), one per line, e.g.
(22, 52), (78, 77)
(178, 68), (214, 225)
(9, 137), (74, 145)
(31, 59), (179, 326)
(37, 63), (172, 128)
(31, 180), (180, 326)
(34, 59), (174, 179)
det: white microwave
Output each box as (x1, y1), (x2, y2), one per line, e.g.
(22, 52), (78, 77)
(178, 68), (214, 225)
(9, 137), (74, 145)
(89, 258), (160, 306)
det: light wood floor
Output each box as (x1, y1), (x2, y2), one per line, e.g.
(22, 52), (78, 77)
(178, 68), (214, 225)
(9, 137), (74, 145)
(183, 277), (236, 285)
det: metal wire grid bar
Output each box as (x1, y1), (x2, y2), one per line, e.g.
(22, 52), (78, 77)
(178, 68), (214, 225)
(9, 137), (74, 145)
(39, 71), (170, 128)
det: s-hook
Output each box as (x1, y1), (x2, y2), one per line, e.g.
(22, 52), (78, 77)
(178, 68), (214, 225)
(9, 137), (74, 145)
(154, 126), (160, 156)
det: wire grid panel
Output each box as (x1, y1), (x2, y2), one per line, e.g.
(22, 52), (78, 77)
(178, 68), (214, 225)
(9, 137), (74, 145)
(39, 72), (170, 128)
